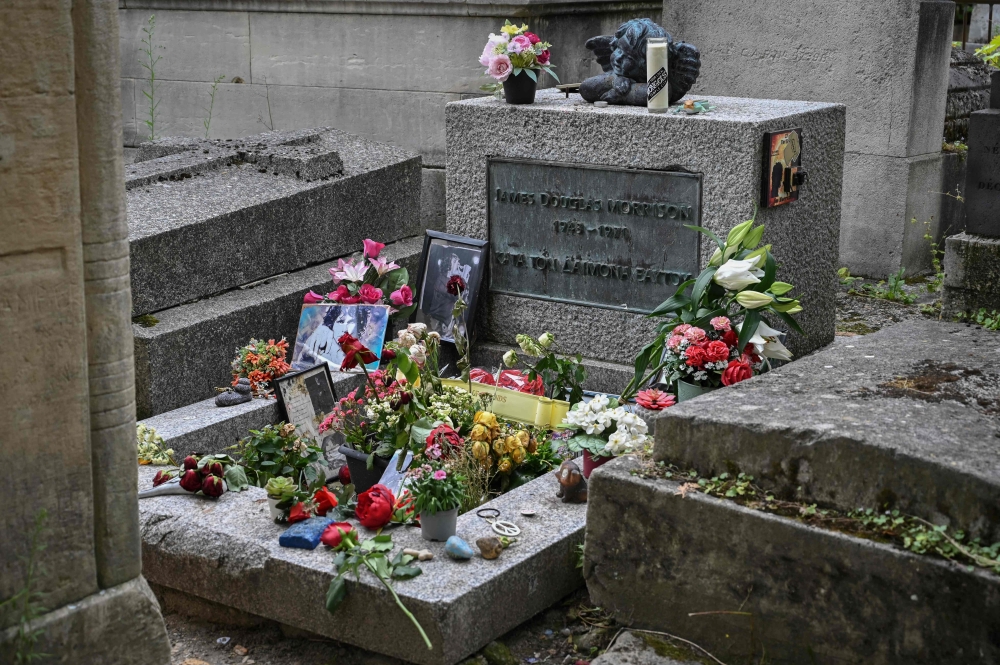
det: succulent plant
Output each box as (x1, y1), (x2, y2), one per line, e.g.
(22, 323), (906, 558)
(264, 476), (297, 501)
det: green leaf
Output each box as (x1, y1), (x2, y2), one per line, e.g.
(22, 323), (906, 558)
(690, 267), (718, 308)
(771, 310), (805, 335)
(769, 281), (794, 296)
(752, 251), (777, 292)
(392, 565), (423, 580)
(737, 309), (760, 351)
(409, 417), (436, 448)
(524, 68), (538, 82)
(223, 465), (249, 492)
(544, 68), (560, 82)
(395, 353), (420, 386)
(648, 293), (691, 318)
(382, 267), (409, 294)
(632, 336), (663, 386)
(325, 576), (347, 613)
(332, 552), (348, 569)
(683, 225), (724, 251)
(513, 67), (523, 75)
(742, 225), (765, 249)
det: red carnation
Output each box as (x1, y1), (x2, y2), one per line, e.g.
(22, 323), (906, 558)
(321, 522), (355, 548)
(704, 340), (730, 364)
(313, 487), (339, 516)
(338, 332), (378, 371)
(356, 484), (395, 530)
(721, 359), (753, 386)
(722, 330), (739, 347)
(446, 275), (466, 296)
(684, 345), (707, 368)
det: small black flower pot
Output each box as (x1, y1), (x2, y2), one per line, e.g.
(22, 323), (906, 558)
(503, 71), (537, 104)
(339, 445), (390, 494)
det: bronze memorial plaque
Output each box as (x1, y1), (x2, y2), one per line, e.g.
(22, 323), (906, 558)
(488, 159), (702, 313)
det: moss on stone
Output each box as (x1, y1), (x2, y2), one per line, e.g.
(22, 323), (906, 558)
(133, 314), (159, 328)
(638, 633), (713, 664)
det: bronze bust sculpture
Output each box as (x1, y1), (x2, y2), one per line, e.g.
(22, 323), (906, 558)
(580, 18), (701, 106)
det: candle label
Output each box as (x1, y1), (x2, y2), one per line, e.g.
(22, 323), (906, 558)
(647, 67), (668, 102)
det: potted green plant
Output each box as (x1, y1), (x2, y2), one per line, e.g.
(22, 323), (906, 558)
(407, 463), (466, 541)
(264, 476), (297, 518)
(561, 395), (648, 478)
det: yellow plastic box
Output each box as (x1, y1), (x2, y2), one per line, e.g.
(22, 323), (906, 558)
(440, 378), (570, 429)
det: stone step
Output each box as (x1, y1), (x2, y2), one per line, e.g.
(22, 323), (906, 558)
(653, 319), (1000, 543)
(137, 465), (585, 665)
(134, 236), (423, 419)
(127, 128), (421, 315)
(585, 457), (1000, 665)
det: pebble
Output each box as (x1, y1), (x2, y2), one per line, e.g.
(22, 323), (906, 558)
(477, 536), (504, 560)
(445, 535), (475, 560)
(234, 645), (249, 656)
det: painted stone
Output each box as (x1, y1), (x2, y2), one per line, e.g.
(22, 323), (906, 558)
(445, 535), (474, 560)
(476, 536), (504, 560)
(278, 517), (334, 550)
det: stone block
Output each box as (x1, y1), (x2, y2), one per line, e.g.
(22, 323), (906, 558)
(653, 319), (1000, 543)
(127, 127), (421, 314)
(137, 464), (585, 665)
(0, 577), (170, 665)
(446, 91), (845, 361)
(585, 457), (1000, 665)
(133, 236), (422, 418)
(965, 109), (1000, 237)
(422, 167), (446, 232)
(943, 231), (1000, 316)
(139, 395), (281, 457)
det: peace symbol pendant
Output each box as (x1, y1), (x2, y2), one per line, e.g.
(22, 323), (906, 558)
(492, 520), (520, 537)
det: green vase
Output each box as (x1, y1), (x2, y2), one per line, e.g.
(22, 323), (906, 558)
(676, 380), (718, 403)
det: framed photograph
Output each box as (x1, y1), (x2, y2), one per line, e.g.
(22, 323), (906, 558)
(413, 231), (488, 343)
(273, 363), (338, 448)
(761, 128), (803, 208)
(290, 303), (390, 373)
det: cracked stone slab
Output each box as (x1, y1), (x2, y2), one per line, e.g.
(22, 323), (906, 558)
(652, 318), (1000, 542)
(126, 127), (421, 314)
(137, 464), (585, 665)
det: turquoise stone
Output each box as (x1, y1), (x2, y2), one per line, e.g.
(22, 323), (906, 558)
(444, 535), (474, 560)
(279, 517), (334, 550)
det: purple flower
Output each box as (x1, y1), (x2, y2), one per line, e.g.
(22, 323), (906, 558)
(432, 470), (447, 480)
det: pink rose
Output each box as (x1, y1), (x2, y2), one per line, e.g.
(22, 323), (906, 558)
(524, 32), (541, 45)
(537, 49), (550, 65)
(303, 290), (325, 304)
(489, 54), (513, 82)
(358, 284), (383, 304)
(363, 239), (385, 259)
(390, 284), (413, 307)
(509, 35), (532, 54)
(673, 324), (692, 336)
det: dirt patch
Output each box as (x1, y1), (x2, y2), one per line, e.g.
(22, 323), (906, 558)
(875, 360), (999, 414)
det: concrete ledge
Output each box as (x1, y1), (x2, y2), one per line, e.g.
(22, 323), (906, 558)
(652, 319), (1000, 542)
(139, 395), (280, 456)
(585, 457), (1000, 665)
(133, 236), (422, 418)
(943, 232), (1000, 316)
(0, 577), (170, 665)
(138, 465), (585, 665)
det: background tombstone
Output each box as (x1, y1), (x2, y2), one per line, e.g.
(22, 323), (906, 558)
(662, 0), (956, 278)
(1, 1), (170, 662)
(943, 71), (1000, 316)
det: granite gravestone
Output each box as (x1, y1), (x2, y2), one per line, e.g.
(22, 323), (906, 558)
(965, 72), (1000, 237)
(488, 159), (701, 312)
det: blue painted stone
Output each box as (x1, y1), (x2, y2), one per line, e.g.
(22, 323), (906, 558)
(279, 517), (334, 550)
(444, 535), (474, 560)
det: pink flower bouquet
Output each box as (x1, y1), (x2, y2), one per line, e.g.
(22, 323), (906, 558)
(302, 238), (415, 317)
(479, 20), (558, 96)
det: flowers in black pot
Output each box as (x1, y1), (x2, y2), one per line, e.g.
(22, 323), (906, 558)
(479, 20), (559, 99)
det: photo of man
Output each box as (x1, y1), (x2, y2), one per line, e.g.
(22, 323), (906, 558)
(290, 304), (389, 372)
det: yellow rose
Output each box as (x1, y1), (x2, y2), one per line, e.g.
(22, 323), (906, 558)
(504, 435), (519, 454)
(515, 430), (529, 446)
(474, 411), (500, 434)
(511, 446), (526, 464)
(498, 457), (512, 473)
(493, 438), (507, 455)
(472, 441), (489, 461)
(470, 424), (490, 442)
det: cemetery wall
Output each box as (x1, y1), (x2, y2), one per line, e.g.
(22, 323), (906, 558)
(116, 0), (660, 226)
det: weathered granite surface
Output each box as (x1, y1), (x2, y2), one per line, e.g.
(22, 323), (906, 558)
(446, 91), (844, 362)
(943, 232), (1000, 317)
(134, 236), (421, 418)
(137, 465), (585, 665)
(585, 457), (1000, 665)
(140, 396), (281, 457)
(652, 319), (1000, 542)
(127, 128), (421, 314)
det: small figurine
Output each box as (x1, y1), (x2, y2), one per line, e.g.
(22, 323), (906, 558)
(580, 18), (701, 107)
(555, 460), (588, 503)
(215, 377), (252, 407)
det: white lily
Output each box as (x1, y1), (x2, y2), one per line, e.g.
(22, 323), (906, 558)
(714, 258), (764, 291)
(331, 258), (368, 283)
(737, 320), (793, 360)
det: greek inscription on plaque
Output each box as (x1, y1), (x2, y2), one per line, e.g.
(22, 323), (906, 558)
(487, 159), (701, 312)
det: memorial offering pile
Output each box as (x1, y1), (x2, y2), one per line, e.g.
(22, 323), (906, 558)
(304, 238), (415, 316)
(229, 337), (291, 397)
(479, 20), (558, 95)
(150, 453), (249, 498)
(496, 332), (587, 404)
(623, 215), (803, 399)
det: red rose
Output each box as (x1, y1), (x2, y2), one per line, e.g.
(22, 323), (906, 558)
(380, 348), (396, 361)
(684, 345), (707, 368)
(538, 49), (550, 65)
(721, 359), (753, 386)
(338, 333), (378, 371)
(321, 522), (355, 548)
(426, 424), (462, 459)
(525, 31), (541, 44)
(446, 275), (466, 296)
(179, 469), (202, 492)
(287, 502), (311, 523)
(183, 455), (199, 471)
(204, 461), (224, 478)
(704, 340), (730, 364)
(337, 464), (351, 485)
(313, 487), (339, 516)
(358, 283), (383, 305)
(329, 284), (362, 305)
(201, 475), (225, 498)
(356, 483), (395, 529)
(722, 330), (739, 348)
(470, 368), (496, 385)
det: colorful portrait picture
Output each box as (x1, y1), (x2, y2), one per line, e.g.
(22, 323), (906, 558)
(290, 304), (389, 373)
(761, 128), (802, 208)
(413, 231), (488, 343)
(273, 363), (338, 450)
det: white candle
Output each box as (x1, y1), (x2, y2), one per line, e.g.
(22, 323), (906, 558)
(646, 37), (669, 113)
